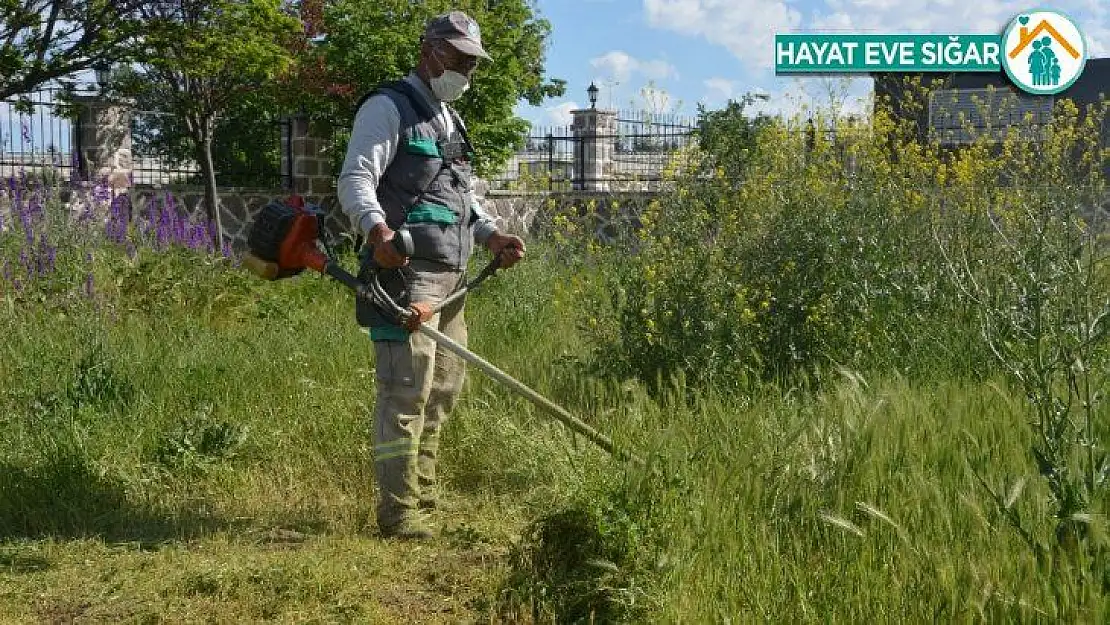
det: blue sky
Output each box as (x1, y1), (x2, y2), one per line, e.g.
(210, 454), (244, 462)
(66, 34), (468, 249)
(514, 0), (1110, 127)
(4, 2), (1108, 154)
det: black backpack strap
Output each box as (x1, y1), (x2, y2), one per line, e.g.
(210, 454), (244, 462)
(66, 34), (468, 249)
(446, 106), (476, 159)
(387, 79), (438, 124)
(354, 79), (424, 131)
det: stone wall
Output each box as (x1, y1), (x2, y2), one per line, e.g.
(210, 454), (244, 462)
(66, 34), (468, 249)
(114, 183), (663, 252)
(125, 186), (355, 249)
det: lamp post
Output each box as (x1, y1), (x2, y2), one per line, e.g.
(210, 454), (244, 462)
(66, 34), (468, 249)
(94, 62), (112, 92)
(587, 82), (599, 109)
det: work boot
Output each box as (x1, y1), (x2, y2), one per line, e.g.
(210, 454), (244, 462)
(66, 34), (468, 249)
(380, 515), (434, 541)
(417, 473), (438, 511)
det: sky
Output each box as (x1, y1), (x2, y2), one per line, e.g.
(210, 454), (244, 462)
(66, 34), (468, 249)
(514, 0), (1110, 128)
(4, 2), (1108, 154)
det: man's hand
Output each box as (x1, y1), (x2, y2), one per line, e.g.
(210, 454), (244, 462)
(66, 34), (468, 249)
(367, 223), (408, 269)
(404, 302), (434, 331)
(487, 232), (525, 269)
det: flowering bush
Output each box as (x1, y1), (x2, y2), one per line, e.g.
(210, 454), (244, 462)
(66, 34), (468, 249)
(0, 173), (233, 308)
(568, 85), (1107, 398)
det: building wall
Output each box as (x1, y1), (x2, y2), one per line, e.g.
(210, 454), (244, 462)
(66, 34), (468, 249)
(872, 58), (1109, 179)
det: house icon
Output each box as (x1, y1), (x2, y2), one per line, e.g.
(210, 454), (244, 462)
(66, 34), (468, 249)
(1009, 19), (1081, 60)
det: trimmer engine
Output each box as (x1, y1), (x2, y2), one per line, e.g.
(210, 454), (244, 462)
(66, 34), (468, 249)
(243, 196), (329, 280)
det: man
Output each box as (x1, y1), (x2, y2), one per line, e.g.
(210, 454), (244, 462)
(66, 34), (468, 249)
(337, 10), (525, 541)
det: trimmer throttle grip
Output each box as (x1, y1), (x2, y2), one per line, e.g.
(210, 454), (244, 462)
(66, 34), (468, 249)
(390, 228), (414, 258)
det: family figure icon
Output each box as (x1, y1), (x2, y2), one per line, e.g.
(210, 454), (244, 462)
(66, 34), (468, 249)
(1028, 38), (1061, 86)
(1008, 15), (1081, 88)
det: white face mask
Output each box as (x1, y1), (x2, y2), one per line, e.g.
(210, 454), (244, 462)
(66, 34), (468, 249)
(429, 48), (471, 102)
(430, 69), (470, 101)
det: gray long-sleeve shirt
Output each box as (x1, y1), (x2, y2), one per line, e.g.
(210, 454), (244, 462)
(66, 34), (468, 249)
(336, 72), (499, 245)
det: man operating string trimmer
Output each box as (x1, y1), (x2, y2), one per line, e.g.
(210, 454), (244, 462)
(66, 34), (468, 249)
(337, 11), (526, 541)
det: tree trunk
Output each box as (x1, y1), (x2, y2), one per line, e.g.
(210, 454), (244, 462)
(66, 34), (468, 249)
(196, 118), (223, 252)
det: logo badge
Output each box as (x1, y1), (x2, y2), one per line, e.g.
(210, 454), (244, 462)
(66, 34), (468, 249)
(1001, 10), (1087, 95)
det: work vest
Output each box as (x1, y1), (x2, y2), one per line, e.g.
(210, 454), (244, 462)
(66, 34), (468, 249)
(356, 78), (478, 270)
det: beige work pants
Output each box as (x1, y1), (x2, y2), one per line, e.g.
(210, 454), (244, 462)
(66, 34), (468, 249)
(371, 260), (467, 531)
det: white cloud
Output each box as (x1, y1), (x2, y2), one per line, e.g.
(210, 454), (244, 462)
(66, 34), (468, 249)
(703, 77), (736, 104)
(737, 76), (873, 122)
(644, 0), (804, 71)
(643, 0), (1109, 72)
(590, 50), (678, 84)
(544, 102), (579, 126)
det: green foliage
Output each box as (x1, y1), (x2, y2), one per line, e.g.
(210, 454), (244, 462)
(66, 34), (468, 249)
(0, 440), (130, 540)
(694, 95), (775, 182)
(0, 0), (147, 99)
(500, 479), (666, 623)
(292, 0), (564, 178)
(3, 114), (1108, 620)
(110, 0), (301, 217)
(153, 404), (250, 475)
(934, 98), (1110, 558)
(65, 344), (136, 412)
(127, 85), (289, 187)
(577, 86), (1106, 396)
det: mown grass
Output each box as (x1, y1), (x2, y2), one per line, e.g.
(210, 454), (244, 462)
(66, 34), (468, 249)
(1, 235), (1106, 623)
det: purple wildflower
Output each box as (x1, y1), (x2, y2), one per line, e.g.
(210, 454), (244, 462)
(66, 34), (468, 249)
(19, 248), (31, 279)
(27, 188), (42, 220)
(91, 178), (112, 206)
(84, 273), (94, 298)
(36, 235), (53, 276)
(105, 194), (130, 244)
(44, 243), (56, 275)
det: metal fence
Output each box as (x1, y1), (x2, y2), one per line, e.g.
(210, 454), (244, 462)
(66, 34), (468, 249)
(0, 86), (291, 188)
(0, 86), (78, 182)
(130, 112), (291, 188)
(490, 109), (699, 191)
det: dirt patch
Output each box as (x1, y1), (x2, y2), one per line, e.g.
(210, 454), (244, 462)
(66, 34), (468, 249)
(33, 599), (91, 624)
(375, 585), (460, 624)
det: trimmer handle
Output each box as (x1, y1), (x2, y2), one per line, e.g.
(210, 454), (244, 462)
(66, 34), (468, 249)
(390, 228), (415, 258)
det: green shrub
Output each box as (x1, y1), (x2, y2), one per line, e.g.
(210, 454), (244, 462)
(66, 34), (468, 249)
(573, 86), (1106, 396)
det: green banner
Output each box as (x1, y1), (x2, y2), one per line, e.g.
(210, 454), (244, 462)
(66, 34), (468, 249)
(775, 34), (1003, 73)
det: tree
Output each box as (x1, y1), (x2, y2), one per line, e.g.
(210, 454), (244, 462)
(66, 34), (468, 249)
(113, 0), (300, 248)
(280, 0), (565, 178)
(695, 94), (774, 182)
(0, 0), (149, 99)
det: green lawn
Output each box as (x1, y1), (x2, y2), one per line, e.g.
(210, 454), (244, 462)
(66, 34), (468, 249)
(1, 240), (1106, 623)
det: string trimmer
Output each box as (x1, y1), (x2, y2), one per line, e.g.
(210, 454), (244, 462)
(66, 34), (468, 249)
(240, 196), (643, 467)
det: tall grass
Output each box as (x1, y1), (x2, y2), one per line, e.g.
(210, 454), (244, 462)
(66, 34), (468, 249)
(1, 86), (1108, 623)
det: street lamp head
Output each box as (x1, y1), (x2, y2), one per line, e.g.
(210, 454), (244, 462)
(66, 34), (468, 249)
(94, 62), (112, 89)
(587, 82), (599, 109)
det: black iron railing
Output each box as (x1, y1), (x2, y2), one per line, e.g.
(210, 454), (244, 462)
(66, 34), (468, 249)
(0, 87), (78, 182)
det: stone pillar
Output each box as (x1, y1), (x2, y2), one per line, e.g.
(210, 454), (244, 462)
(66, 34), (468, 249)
(571, 107), (617, 191)
(285, 115), (335, 195)
(70, 94), (133, 189)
